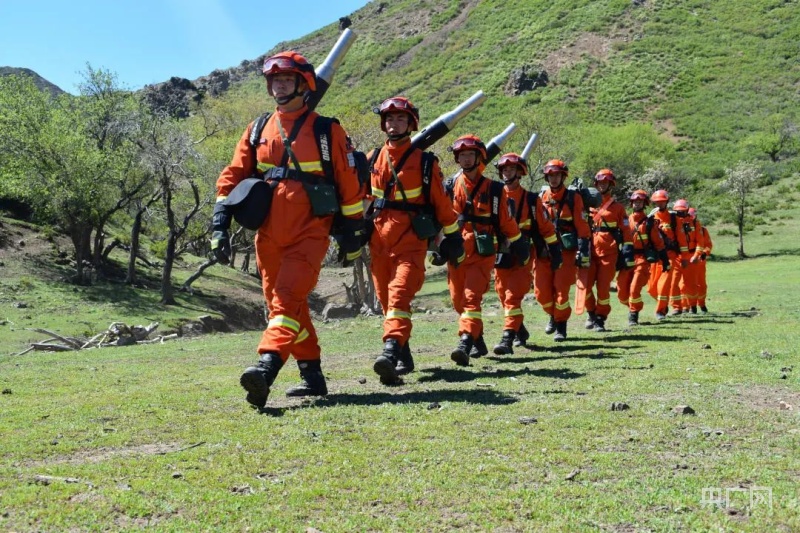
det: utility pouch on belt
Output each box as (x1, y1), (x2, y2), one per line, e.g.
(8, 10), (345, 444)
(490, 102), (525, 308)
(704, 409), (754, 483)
(560, 231), (577, 251)
(494, 252), (514, 269)
(474, 231), (495, 256)
(645, 248), (658, 263)
(411, 212), (439, 240)
(303, 181), (339, 216)
(615, 250), (626, 271)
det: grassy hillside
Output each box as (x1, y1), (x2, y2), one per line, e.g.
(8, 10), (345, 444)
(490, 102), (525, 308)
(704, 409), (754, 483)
(206, 0), (799, 184)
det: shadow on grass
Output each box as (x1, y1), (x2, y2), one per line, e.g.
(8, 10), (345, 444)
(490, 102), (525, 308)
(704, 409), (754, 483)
(487, 351), (622, 364)
(709, 248), (800, 262)
(416, 365), (585, 384)
(257, 387), (520, 414)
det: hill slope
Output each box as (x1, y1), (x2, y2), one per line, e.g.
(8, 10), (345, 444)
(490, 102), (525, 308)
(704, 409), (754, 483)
(0, 67), (64, 97)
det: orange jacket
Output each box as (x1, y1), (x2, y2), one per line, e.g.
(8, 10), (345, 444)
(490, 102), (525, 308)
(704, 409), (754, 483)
(699, 223), (713, 255)
(629, 211), (665, 253)
(503, 186), (558, 246)
(653, 208), (688, 257)
(589, 194), (633, 257)
(682, 217), (705, 261)
(216, 105), (363, 246)
(541, 186), (591, 243)
(453, 173), (521, 254)
(369, 139), (458, 254)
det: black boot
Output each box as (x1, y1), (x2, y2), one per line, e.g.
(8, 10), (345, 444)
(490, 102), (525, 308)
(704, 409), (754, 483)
(553, 321), (567, 342)
(285, 359), (328, 397)
(585, 311), (597, 330)
(544, 316), (556, 335)
(690, 305), (697, 314)
(470, 334), (489, 358)
(395, 341), (415, 376)
(700, 305), (708, 314)
(493, 330), (515, 355)
(628, 311), (639, 326)
(240, 352), (284, 409)
(593, 315), (606, 332)
(374, 339), (402, 385)
(514, 323), (529, 347)
(451, 334), (472, 367)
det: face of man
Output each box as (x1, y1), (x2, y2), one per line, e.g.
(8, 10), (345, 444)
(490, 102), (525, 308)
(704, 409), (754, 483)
(384, 112), (410, 138)
(631, 199), (645, 211)
(457, 150), (478, 170)
(546, 172), (565, 189)
(595, 181), (611, 194)
(501, 165), (521, 190)
(269, 73), (307, 107)
(654, 200), (668, 211)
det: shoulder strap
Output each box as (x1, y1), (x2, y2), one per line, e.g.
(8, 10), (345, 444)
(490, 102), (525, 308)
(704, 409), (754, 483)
(420, 151), (436, 205)
(249, 112), (272, 174)
(313, 116), (338, 182)
(526, 191), (539, 232)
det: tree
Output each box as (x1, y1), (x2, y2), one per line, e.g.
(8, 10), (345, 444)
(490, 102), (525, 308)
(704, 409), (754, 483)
(721, 160), (762, 258)
(626, 159), (689, 199)
(744, 114), (799, 163)
(0, 68), (146, 283)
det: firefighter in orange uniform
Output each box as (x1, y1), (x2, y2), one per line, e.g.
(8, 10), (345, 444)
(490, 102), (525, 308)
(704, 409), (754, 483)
(448, 136), (527, 365)
(581, 169), (634, 332)
(674, 200), (705, 314)
(492, 153), (560, 354)
(213, 51), (364, 409)
(616, 190), (670, 325)
(689, 207), (713, 313)
(647, 190), (688, 319)
(367, 97), (463, 385)
(535, 160), (591, 341)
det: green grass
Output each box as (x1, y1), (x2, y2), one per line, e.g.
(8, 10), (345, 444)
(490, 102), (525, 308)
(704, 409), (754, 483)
(1, 233), (799, 530)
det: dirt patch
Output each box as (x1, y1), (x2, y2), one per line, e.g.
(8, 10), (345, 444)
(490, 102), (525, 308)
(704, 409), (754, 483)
(542, 32), (624, 75)
(21, 442), (193, 468)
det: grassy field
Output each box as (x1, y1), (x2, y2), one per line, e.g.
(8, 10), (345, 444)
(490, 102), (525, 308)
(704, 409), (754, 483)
(2, 221), (799, 531)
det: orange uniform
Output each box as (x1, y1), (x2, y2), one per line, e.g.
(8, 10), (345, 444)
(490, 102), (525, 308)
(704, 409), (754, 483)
(535, 187), (591, 323)
(697, 223), (712, 309)
(369, 138), (459, 346)
(449, 174), (521, 339)
(584, 194), (633, 319)
(648, 209), (689, 315)
(217, 105), (363, 363)
(494, 186), (558, 332)
(679, 216), (706, 310)
(617, 212), (665, 313)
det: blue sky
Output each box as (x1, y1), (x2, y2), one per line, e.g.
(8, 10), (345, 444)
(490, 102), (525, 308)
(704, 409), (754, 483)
(0, 0), (369, 94)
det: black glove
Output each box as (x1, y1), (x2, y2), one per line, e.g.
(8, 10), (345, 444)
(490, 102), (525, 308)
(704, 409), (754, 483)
(621, 243), (635, 269)
(700, 252), (707, 261)
(659, 249), (670, 272)
(211, 202), (232, 264)
(336, 217), (365, 267)
(428, 251), (448, 266)
(439, 232), (465, 267)
(547, 242), (563, 271)
(576, 238), (591, 268)
(509, 236), (530, 266)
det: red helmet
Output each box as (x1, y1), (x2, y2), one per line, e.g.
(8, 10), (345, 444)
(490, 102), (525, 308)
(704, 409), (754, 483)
(262, 51), (316, 92)
(629, 189), (650, 205)
(496, 152), (528, 177)
(376, 96), (419, 132)
(543, 159), (568, 176)
(673, 199), (689, 211)
(651, 189), (669, 202)
(594, 168), (616, 186)
(450, 135), (487, 163)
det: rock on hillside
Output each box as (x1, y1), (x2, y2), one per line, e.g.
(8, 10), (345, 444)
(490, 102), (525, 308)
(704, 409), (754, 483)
(0, 67), (64, 97)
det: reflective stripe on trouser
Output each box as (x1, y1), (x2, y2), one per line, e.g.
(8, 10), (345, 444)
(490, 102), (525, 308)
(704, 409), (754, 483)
(679, 258), (701, 308)
(448, 253), (494, 338)
(256, 234), (328, 361)
(494, 264), (531, 331)
(371, 249), (425, 345)
(534, 251), (577, 322)
(697, 260), (708, 306)
(650, 255), (681, 315)
(583, 252), (617, 318)
(616, 258), (651, 312)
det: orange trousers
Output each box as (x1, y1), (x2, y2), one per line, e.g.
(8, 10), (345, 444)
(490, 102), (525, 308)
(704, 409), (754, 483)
(680, 257), (701, 309)
(697, 259), (708, 307)
(649, 253), (681, 315)
(371, 249), (426, 345)
(583, 252), (617, 318)
(616, 257), (651, 312)
(448, 253), (495, 339)
(533, 251), (577, 322)
(494, 263), (532, 332)
(255, 234), (328, 362)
